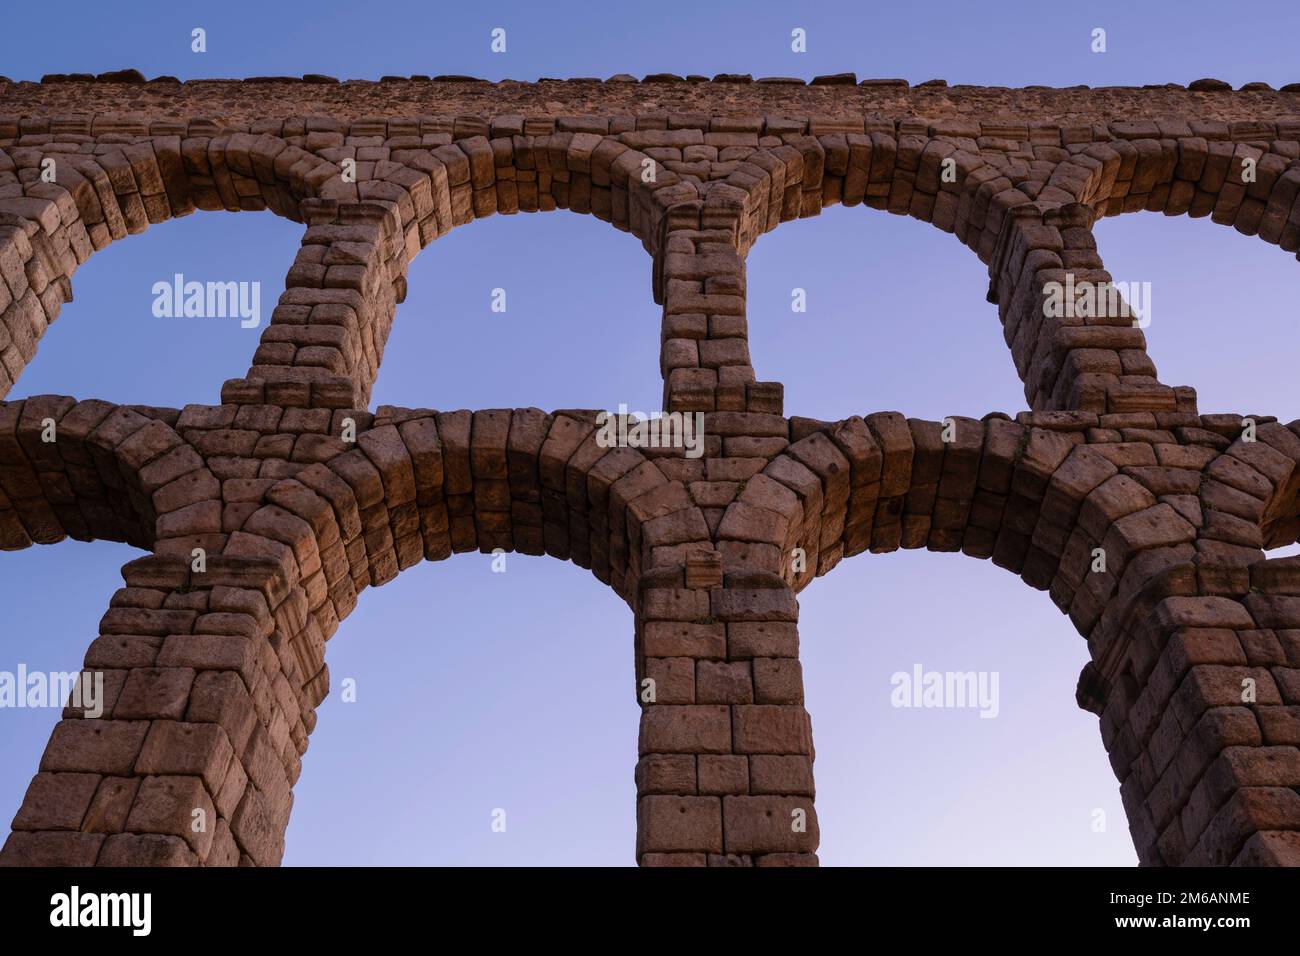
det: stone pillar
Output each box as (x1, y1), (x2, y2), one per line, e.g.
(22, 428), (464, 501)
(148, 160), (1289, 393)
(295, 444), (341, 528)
(634, 558), (818, 866)
(633, 192), (819, 866)
(1081, 557), (1300, 866)
(657, 200), (782, 417)
(986, 202), (1195, 415)
(0, 552), (321, 866)
(222, 199), (410, 411)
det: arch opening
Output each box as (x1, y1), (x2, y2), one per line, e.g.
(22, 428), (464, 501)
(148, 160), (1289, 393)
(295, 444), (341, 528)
(800, 548), (1136, 865)
(373, 209), (661, 415)
(283, 552), (637, 865)
(10, 212), (301, 407)
(744, 204), (1022, 424)
(1093, 210), (1300, 421)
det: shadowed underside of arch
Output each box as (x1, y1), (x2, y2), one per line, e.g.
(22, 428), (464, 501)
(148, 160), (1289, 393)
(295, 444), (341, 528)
(3, 80), (1300, 867)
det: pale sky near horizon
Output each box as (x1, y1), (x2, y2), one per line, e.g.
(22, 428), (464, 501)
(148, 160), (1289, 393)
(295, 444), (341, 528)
(1, 0), (1298, 865)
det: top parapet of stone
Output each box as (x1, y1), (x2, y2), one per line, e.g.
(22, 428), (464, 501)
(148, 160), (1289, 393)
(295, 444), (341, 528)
(3, 72), (1299, 126)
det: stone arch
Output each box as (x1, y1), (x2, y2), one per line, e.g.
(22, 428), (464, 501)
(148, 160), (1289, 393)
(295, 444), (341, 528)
(717, 414), (1080, 594)
(727, 410), (1300, 625)
(713, 407), (1300, 868)
(0, 400), (738, 864)
(719, 122), (1300, 419)
(703, 130), (1123, 417)
(977, 129), (1300, 413)
(0, 125), (653, 412)
(0, 132), (335, 400)
(1075, 130), (1300, 259)
(725, 129), (1032, 264)
(224, 121), (689, 412)
(0, 396), (215, 553)
(167, 404), (697, 608)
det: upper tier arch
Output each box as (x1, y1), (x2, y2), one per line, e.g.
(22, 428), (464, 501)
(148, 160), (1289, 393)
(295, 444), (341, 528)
(5, 114), (1298, 415)
(0, 132), (330, 399)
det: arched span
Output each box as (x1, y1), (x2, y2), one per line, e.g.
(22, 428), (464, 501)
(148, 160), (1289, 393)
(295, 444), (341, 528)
(0, 133), (328, 399)
(0, 396), (213, 553)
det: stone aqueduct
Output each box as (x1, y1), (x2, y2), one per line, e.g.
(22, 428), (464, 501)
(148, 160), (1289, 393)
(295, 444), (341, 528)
(0, 72), (1299, 867)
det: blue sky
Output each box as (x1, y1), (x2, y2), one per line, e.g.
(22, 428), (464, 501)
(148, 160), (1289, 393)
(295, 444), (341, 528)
(4, 0), (1300, 90)
(1, 0), (1298, 865)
